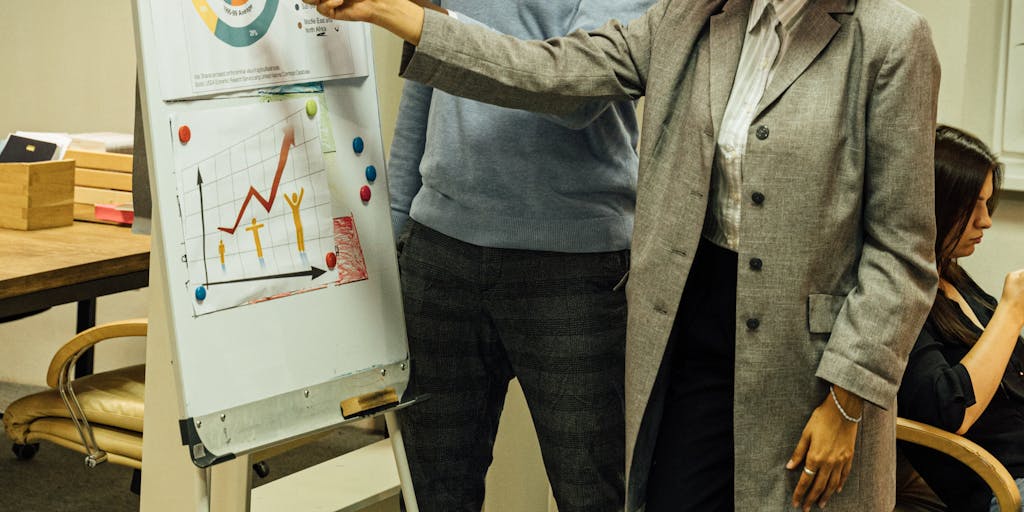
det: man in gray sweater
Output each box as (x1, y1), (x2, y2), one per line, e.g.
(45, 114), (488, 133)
(388, 1), (653, 510)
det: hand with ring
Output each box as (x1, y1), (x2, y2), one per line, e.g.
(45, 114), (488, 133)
(786, 385), (863, 511)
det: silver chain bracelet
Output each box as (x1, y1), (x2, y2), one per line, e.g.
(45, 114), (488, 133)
(830, 385), (863, 423)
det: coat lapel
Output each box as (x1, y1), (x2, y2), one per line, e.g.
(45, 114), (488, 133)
(754, 0), (854, 117)
(709, 0), (750, 140)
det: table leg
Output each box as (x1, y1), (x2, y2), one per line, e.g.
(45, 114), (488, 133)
(74, 299), (97, 378)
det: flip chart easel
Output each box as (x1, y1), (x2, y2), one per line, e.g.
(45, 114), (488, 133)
(130, 0), (419, 509)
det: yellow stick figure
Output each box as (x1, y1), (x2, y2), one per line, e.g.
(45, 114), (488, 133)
(218, 239), (226, 270)
(245, 217), (266, 260)
(284, 188), (306, 253)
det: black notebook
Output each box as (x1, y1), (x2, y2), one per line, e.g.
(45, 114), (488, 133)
(0, 135), (59, 163)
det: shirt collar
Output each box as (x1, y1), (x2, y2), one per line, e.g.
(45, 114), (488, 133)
(748, 0), (809, 33)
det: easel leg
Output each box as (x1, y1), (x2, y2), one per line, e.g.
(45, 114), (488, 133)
(385, 411), (419, 512)
(210, 454), (253, 511)
(140, 229), (213, 511)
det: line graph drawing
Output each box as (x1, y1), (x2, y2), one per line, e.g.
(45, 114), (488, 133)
(216, 125), (295, 235)
(173, 98), (365, 316)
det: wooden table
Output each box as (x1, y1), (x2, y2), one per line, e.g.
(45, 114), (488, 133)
(0, 222), (150, 376)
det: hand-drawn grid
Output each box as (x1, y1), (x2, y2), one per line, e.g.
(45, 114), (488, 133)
(177, 106), (334, 313)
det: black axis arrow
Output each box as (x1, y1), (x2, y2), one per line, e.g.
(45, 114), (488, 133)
(197, 169), (210, 286)
(205, 266), (327, 287)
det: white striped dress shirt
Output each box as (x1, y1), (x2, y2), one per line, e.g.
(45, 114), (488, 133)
(704, 0), (808, 251)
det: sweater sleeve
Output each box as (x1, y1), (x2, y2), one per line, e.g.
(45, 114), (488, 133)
(387, 80), (433, 240)
(897, 326), (977, 432)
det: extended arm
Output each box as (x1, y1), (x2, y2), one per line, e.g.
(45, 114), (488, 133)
(420, 3), (626, 130)
(306, 0), (722, 117)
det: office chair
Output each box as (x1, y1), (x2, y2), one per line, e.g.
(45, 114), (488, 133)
(895, 417), (1020, 511)
(3, 319), (147, 472)
(2, 317), (382, 491)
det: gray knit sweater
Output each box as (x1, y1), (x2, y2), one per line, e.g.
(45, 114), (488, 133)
(387, 0), (654, 252)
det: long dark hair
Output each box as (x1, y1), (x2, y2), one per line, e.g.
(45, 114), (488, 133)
(929, 125), (1003, 346)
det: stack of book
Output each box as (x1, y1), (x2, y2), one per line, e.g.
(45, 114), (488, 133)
(67, 149), (135, 225)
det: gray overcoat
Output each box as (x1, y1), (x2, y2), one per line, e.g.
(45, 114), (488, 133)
(399, 0), (940, 509)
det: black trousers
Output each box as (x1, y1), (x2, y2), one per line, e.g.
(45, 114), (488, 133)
(645, 238), (737, 512)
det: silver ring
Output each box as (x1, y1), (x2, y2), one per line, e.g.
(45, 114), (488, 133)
(803, 467), (817, 476)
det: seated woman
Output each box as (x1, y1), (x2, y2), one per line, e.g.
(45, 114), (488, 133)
(898, 125), (1024, 511)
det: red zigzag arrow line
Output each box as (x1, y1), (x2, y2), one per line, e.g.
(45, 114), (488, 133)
(218, 126), (296, 235)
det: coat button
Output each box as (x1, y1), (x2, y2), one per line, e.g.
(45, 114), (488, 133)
(746, 318), (760, 330)
(755, 125), (770, 140)
(751, 192), (765, 205)
(749, 258), (763, 271)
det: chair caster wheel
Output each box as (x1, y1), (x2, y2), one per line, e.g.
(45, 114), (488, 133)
(253, 461), (270, 478)
(12, 443), (39, 460)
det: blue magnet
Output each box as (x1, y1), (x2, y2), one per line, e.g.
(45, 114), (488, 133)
(352, 137), (365, 154)
(195, 286), (207, 301)
(365, 165), (377, 182)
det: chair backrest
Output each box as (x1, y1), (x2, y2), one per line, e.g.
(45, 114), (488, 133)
(46, 319), (147, 388)
(896, 417), (1021, 511)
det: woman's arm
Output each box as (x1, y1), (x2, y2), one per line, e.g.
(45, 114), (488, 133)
(958, 270), (1024, 433)
(791, 13), (941, 512)
(306, 0), (722, 118)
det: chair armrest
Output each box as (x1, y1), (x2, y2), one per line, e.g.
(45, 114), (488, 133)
(897, 417), (1021, 511)
(45, 319), (148, 388)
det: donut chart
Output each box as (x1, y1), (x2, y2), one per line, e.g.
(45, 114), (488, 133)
(191, 0), (279, 47)
(152, 0), (366, 99)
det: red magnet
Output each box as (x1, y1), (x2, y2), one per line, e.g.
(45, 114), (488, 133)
(178, 125), (192, 144)
(359, 185), (371, 202)
(326, 252), (337, 269)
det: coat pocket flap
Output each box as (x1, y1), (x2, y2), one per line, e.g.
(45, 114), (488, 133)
(807, 294), (847, 334)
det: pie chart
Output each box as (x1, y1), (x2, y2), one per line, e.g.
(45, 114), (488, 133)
(190, 0), (279, 47)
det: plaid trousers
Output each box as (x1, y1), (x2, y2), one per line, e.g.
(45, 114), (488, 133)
(396, 221), (628, 512)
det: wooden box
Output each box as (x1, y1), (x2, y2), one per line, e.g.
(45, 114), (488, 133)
(0, 160), (75, 230)
(66, 149), (133, 224)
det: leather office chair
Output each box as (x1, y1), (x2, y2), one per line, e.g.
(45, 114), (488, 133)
(3, 319), (147, 477)
(895, 417), (1021, 512)
(2, 317), (382, 490)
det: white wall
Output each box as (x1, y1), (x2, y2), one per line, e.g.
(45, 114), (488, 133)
(0, 1), (137, 136)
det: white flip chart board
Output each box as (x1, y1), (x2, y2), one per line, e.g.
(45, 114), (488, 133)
(133, 0), (409, 467)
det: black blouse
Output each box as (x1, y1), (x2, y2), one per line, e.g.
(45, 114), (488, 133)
(898, 287), (1024, 511)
